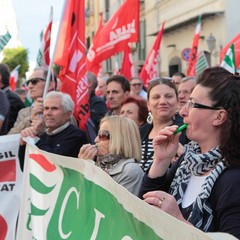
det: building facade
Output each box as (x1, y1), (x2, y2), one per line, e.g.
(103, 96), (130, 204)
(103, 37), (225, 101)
(85, 0), (240, 77)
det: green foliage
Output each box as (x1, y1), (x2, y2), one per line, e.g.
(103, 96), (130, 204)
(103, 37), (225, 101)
(2, 47), (29, 79)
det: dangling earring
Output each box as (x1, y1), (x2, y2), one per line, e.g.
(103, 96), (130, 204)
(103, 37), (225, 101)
(147, 112), (153, 124)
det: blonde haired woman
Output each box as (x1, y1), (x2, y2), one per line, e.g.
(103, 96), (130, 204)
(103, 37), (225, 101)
(79, 115), (144, 196)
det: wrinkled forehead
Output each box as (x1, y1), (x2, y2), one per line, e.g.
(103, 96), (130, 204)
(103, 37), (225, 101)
(29, 69), (46, 80)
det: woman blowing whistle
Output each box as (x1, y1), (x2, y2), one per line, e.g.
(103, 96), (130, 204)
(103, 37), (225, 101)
(139, 67), (240, 238)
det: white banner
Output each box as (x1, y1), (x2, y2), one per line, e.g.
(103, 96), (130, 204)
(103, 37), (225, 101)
(0, 134), (22, 240)
(17, 144), (237, 240)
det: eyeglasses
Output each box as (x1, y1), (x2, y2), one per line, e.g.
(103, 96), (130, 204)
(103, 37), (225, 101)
(97, 130), (110, 141)
(26, 78), (45, 86)
(131, 83), (142, 87)
(185, 99), (222, 110)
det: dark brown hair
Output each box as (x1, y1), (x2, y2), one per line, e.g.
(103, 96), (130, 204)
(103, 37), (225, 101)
(197, 66), (240, 167)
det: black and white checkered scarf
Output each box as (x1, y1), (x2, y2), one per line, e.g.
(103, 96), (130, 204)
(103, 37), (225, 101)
(170, 141), (226, 231)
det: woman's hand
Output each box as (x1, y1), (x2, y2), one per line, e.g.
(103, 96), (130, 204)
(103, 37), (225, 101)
(148, 125), (180, 178)
(143, 190), (189, 224)
(78, 144), (98, 160)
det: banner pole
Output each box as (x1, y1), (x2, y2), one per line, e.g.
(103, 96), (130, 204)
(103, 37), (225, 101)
(43, 0), (67, 99)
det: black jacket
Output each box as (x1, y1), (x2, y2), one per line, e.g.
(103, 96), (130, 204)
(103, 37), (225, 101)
(4, 87), (25, 131)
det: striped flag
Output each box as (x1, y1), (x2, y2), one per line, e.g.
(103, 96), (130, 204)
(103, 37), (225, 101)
(187, 16), (201, 76)
(220, 44), (236, 74)
(36, 6), (53, 67)
(140, 21), (165, 88)
(195, 51), (209, 76)
(121, 43), (135, 80)
(0, 31), (11, 52)
(220, 33), (240, 68)
(9, 65), (21, 91)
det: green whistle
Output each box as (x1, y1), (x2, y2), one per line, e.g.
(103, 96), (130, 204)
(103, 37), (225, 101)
(173, 123), (188, 135)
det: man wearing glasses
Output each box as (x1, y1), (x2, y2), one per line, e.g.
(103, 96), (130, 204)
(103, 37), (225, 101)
(130, 77), (147, 100)
(8, 67), (56, 134)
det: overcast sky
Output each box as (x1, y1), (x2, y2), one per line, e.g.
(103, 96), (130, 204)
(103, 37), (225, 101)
(12, 0), (65, 67)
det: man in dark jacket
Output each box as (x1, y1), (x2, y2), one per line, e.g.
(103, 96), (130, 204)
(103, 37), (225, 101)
(0, 64), (25, 131)
(0, 89), (10, 135)
(86, 72), (108, 143)
(19, 91), (88, 170)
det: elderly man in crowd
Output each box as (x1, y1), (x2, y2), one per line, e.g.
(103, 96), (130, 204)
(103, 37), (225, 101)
(130, 77), (147, 100)
(178, 76), (197, 112)
(19, 91), (88, 170)
(8, 67), (57, 134)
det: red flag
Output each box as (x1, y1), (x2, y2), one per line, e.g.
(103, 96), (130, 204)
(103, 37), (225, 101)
(54, 0), (89, 130)
(86, 0), (139, 73)
(220, 33), (240, 68)
(121, 44), (135, 80)
(36, 6), (53, 67)
(9, 65), (20, 91)
(140, 21), (165, 88)
(187, 16), (201, 76)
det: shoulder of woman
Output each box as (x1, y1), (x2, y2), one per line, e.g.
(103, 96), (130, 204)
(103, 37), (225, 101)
(211, 167), (240, 201)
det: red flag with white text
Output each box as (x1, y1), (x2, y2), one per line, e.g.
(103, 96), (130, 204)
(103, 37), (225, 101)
(121, 44), (135, 80)
(187, 16), (201, 76)
(36, 6), (53, 67)
(54, 0), (89, 130)
(86, 0), (139, 73)
(220, 33), (240, 68)
(140, 21), (165, 88)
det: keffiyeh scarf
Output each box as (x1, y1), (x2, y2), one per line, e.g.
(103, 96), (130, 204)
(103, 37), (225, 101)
(170, 141), (226, 232)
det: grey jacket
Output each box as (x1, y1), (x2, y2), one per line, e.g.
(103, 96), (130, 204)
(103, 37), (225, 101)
(109, 158), (144, 196)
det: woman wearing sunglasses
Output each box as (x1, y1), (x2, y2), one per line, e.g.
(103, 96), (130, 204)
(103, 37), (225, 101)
(139, 67), (240, 237)
(79, 115), (144, 196)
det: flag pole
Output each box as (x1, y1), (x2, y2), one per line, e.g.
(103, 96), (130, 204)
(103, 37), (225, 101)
(14, 64), (21, 71)
(43, 1), (67, 99)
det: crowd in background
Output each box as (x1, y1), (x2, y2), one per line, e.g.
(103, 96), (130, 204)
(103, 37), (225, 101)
(1, 63), (240, 238)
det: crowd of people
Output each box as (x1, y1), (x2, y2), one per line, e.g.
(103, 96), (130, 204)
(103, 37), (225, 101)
(1, 62), (240, 238)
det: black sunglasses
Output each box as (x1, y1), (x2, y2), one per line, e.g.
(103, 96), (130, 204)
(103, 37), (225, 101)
(26, 78), (45, 86)
(97, 130), (110, 141)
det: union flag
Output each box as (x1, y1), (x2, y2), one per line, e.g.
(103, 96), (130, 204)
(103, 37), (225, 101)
(54, 0), (89, 130)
